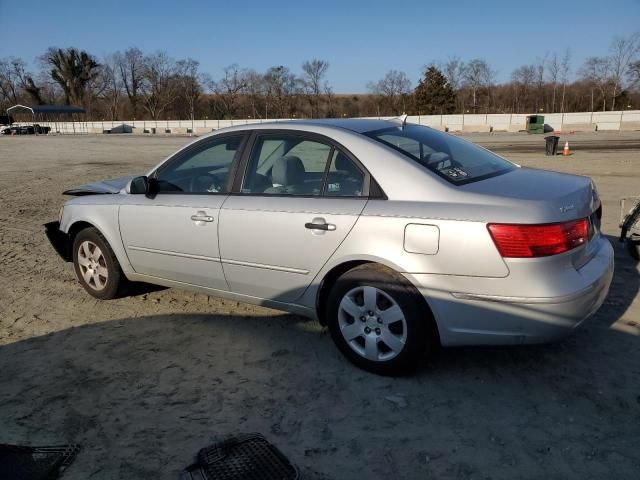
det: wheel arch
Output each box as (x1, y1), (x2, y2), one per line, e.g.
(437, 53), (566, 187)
(316, 260), (441, 347)
(68, 220), (96, 244)
(65, 217), (131, 275)
(316, 260), (371, 325)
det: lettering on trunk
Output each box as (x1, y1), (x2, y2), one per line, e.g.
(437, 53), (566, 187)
(559, 204), (575, 213)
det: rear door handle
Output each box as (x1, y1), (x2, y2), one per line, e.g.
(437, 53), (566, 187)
(190, 210), (214, 223)
(305, 218), (336, 231)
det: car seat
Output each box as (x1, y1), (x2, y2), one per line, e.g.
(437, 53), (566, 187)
(264, 156), (309, 194)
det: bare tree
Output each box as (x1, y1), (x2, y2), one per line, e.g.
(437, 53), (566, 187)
(324, 83), (337, 117)
(263, 65), (299, 118)
(629, 60), (640, 88)
(243, 69), (266, 118)
(580, 56), (611, 111)
(367, 70), (412, 115)
(97, 54), (123, 120)
(608, 32), (640, 110)
(441, 56), (466, 112)
(442, 56), (466, 91)
(511, 65), (536, 113)
(176, 58), (201, 124)
(301, 59), (329, 117)
(0, 57), (31, 106)
(116, 47), (144, 118)
(547, 52), (561, 112)
(559, 49), (571, 113)
(208, 64), (248, 119)
(139, 51), (180, 120)
(534, 53), (548, 111)
(462, 59), (494, 111)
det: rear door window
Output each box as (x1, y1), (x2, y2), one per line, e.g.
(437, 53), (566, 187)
(242, 135), (331, 196)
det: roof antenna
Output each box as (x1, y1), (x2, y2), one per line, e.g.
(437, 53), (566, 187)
(389, 113), (408, 128)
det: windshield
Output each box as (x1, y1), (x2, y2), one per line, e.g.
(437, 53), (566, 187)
(366, 125), (516, 185)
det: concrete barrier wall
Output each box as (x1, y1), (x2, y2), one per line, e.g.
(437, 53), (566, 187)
(26, 110), (640, 134)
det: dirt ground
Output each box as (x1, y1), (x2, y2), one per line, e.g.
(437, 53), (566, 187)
(0, 131), (639, 479)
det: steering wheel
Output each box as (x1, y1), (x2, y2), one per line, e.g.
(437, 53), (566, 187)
(189, 173), (223, 193)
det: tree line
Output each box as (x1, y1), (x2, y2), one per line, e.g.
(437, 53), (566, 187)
(0, 32), (638, 121)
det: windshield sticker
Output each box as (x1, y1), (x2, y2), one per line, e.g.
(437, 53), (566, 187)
(444, 167), (469, 178)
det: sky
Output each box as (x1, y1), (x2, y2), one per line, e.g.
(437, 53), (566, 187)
(0, 0), (639, 93)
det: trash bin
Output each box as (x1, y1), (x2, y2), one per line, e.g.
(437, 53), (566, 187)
(526, 115), (545, 134)
(545, 135), (560, 156)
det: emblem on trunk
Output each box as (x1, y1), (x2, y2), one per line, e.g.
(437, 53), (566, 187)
(559, 204), (575, 213)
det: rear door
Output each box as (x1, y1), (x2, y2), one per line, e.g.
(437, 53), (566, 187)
(218, 131), (369, 302)
(119, 134), (246, 290)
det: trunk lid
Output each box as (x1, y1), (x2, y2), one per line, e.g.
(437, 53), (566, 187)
(462, 167), (596, 222)
(462, 167), (600, 268)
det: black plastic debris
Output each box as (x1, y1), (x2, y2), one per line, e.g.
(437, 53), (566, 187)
(182, 433), (299, 480)
(0, 444), (80, 480)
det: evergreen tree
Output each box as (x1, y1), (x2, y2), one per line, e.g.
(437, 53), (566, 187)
(414, 66), (456, 114)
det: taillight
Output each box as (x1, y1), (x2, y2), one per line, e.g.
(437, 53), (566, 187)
(487, 218), (589, 258)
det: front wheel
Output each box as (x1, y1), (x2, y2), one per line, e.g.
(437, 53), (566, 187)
(326, 264), (436, 375)
(72, 227), (127, 299)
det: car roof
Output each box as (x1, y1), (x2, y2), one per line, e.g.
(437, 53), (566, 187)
(225, 118), (398, 135)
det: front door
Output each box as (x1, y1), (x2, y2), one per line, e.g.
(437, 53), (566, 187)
(119, 134), (246, 290)
(219, 133), (368, 302)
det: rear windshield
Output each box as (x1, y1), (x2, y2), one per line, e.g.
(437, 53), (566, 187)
(365, 125), (516, 185)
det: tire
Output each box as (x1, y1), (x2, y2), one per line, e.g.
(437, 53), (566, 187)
(627, 238), (640, 261)
(72, 227), (127, 300)
(326, 264), (436, 375)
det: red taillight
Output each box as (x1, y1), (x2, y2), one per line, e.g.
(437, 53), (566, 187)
(487, 219), (589, 258)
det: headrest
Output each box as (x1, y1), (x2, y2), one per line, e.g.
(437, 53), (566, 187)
(272, 155), (305, 186)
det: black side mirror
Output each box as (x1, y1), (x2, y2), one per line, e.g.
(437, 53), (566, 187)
(130, 176), (149, 195)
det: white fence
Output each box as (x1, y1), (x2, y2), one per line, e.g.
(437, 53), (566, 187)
(22, 110), (640, 135)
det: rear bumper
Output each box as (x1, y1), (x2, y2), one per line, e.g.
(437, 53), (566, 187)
(410, 236), (615, 346)
(45, 221), (71, 262)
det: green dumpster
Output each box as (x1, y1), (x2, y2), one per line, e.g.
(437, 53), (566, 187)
(526, 115), (545, 134)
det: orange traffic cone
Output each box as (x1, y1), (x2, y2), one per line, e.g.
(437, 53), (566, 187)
(562, 141), (570, 156)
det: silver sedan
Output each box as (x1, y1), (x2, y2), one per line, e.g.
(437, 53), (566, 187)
(46, 118), (614, 375)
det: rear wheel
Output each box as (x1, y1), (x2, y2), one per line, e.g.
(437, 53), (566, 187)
(72, 227), (127, 299)
(326, 264), (435, 375)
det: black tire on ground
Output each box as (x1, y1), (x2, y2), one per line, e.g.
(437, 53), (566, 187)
(72, 227), (127, 300)
(326, 264), (437, 375)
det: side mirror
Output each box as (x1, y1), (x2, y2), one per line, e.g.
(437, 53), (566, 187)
(129, 176), (149, 195)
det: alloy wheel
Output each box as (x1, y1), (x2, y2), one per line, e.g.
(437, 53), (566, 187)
(77, 240), (108, 291)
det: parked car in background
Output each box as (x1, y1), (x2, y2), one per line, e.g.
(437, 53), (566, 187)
(0, 124), (51, 135)
(45, 118), (614, 375)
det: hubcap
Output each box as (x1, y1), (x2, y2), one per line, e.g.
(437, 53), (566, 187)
(338, 286), (407, 362)
(77, 240), (108, 291)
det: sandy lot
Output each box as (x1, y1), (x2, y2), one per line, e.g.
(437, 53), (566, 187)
(0, 131), (639, 479)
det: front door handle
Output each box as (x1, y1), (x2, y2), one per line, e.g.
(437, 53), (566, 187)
(305, 217), (336, 232)
(190, 211), (214, 223)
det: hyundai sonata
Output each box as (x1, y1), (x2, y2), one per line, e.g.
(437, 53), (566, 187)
(46, 118), (614, 375)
